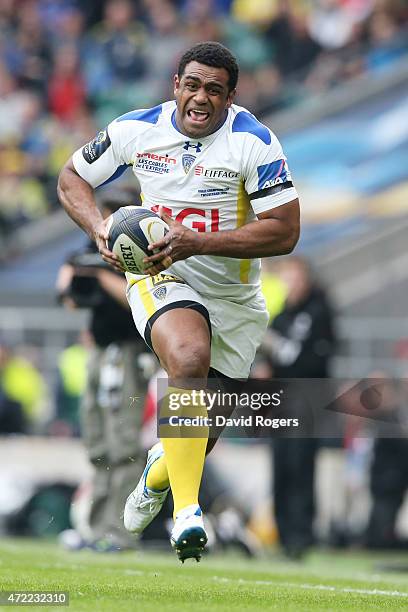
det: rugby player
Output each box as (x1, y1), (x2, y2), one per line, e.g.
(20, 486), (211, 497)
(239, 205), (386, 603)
(58, 41), (300, 562)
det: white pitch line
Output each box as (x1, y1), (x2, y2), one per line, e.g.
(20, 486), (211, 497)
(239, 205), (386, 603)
(212, 576), (408, 598)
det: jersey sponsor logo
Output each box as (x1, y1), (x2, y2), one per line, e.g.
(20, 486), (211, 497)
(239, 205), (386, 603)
(136, 152), (177, 164)
(261, 177), (291, 189)
(151, 205), (219, 232)
(195, 165), (239, 180)
(135, 151), (177, 174)
(183, 141), (202, 153)
(82, 128), (111, 164)
(257, 159), (291, 190)
(182, 153), (196, 174)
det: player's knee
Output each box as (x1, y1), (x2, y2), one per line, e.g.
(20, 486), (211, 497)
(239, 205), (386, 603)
(164, 342), (210, 379)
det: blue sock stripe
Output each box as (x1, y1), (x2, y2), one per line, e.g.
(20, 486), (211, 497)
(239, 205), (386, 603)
(143, 446), (167, 495)
(143, 447), (163, 483)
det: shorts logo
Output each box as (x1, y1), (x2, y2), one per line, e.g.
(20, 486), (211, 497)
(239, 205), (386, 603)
(182, 154), (196, 174)
(82, 128), (111, 164)
(153, 286), (167, 300)
(151, 273), (186, 287)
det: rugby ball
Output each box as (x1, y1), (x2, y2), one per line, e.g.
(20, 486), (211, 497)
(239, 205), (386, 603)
(106, 206), (169, 274)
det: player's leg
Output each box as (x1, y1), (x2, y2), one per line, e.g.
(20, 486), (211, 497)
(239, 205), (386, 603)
(145, 367), (240, 482)
(150, 306), (211, 515)
(204, 296), (270, 451)
(124, 274), (211, 559)
(150, 307), (210, 560)
(142, 295), (269, 493)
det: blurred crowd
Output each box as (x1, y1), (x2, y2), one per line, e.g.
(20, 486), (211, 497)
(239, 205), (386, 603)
(0, 0), (408, 244)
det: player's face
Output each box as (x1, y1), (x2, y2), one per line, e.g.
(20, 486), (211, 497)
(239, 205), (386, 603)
(174, 61), (235, 138)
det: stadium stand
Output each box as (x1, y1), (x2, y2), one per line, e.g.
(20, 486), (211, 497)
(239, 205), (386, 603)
(0, 0), (407, 247)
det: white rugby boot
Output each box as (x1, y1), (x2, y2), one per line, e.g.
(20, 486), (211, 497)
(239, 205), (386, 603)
(124, 443), (169, 535)
(170, 504), (208, 562)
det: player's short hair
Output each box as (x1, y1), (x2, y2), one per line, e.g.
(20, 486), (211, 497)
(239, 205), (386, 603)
(178, 42), (239, 92)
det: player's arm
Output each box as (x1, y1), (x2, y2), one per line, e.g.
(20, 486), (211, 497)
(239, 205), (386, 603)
(57, 159), (114, 262)
(145, 199), (299, 272)
(57, 123), (131, 270)
(196, 198), (299, 257)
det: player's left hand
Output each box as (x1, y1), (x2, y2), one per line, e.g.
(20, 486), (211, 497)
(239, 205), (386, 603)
(94, 217), (124, 272)
(143, 209), (204, 275)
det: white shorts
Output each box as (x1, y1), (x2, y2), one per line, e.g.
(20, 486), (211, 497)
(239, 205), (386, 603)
(127, 272), (269, 379)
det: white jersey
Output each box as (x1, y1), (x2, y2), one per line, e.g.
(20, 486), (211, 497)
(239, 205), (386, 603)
(72, 101), (298, 304)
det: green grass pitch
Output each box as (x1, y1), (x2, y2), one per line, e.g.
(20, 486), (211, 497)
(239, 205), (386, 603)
(1, 539), (407, 611)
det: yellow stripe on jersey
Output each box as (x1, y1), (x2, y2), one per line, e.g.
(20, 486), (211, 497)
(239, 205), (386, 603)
(236, 179), (251, 284)
(236, 179), (250, 227)
(137, 277), (156, 318)
(240, 258), (251, 284)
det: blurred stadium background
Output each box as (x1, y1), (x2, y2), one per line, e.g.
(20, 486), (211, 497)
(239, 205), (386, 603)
(0, 0), (408, 555)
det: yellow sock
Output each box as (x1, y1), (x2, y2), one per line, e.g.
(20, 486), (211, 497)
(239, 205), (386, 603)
(159, 387), (209, 517)
(146, 454), (169, 490)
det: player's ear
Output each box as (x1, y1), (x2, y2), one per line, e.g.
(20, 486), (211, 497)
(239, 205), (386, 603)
(174, 73), (180, 95)
(226, 88), (236, 108)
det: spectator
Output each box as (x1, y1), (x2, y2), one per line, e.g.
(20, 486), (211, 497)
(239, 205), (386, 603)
(260, 256), (337, 559)
(365, 9), (406, 73)
(0, 63), (35, 140)
(365, 436), (408, 549)
(363, 375), (408, 549)
(49, 5), (85, 52)
(56, 188), (148, 551)
(142, 0), (187, 101)
(265, 2), (323, 77)
(0, 390), (26, 434)
(307, 0), (358, 50)
(88, 0), (147, 84)
(5, 2), (51, 94)
(0, 337), (27, 433)
(48, 45), (86, 122)
(51, 332), (91, 437)
(0, 338), (48, 432)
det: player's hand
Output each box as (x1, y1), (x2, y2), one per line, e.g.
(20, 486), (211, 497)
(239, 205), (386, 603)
(143, 209), (204, 275)
(93, 218), (123, 272)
